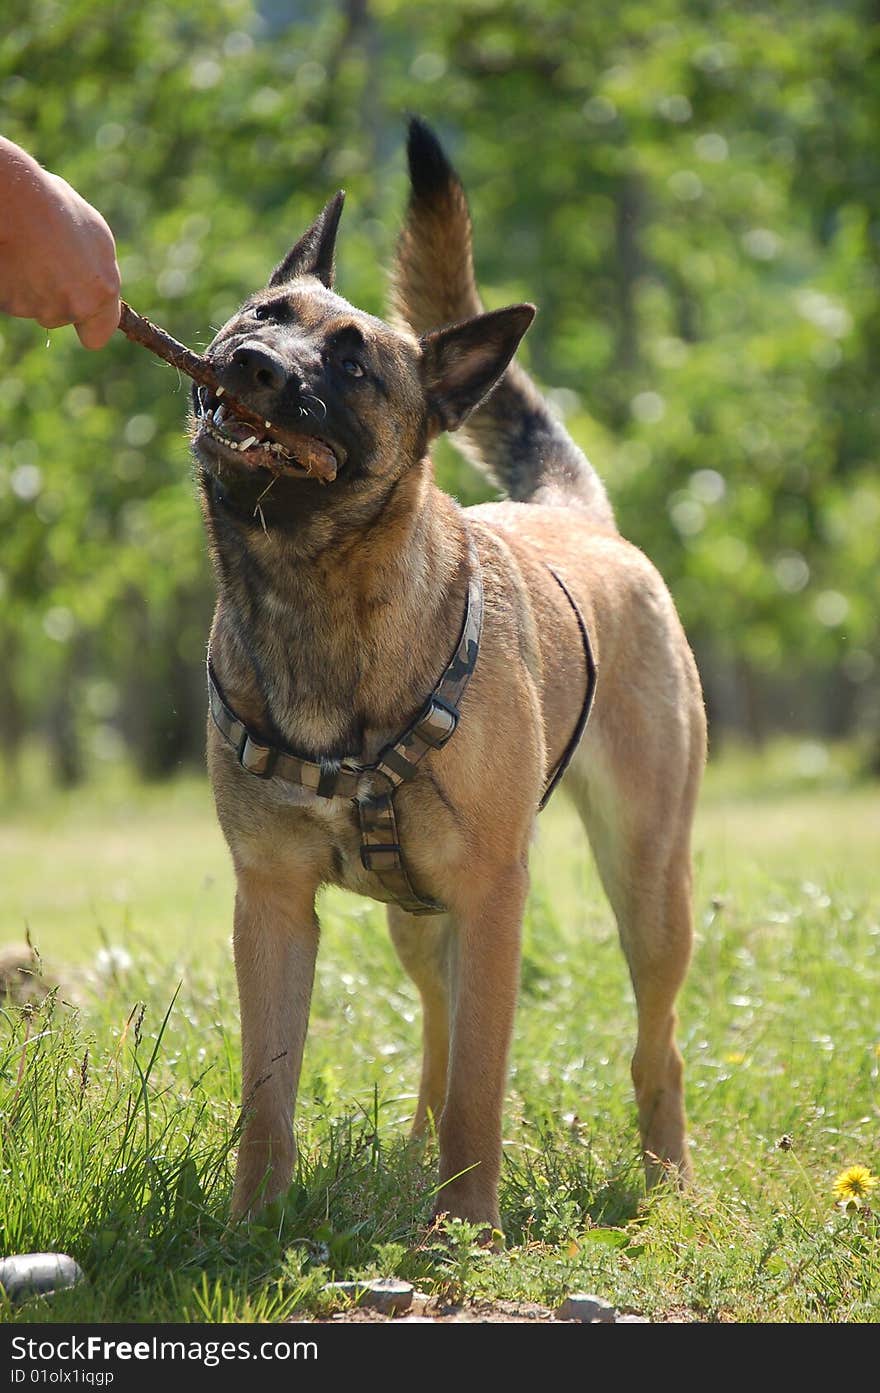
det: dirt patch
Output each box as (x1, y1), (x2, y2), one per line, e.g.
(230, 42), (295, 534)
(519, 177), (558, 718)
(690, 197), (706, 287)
(320, 1297), (553, 1323)
(296, 1294), (678, 1323)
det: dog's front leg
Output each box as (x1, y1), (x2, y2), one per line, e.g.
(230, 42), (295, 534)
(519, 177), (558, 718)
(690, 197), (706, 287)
(436, 861), (528, 1234)
(388, 908), (454, 1136)
(230, 865), (320, 1219)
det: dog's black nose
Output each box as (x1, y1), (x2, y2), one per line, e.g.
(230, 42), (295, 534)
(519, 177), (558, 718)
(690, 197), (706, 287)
(229, 342), (289, 393)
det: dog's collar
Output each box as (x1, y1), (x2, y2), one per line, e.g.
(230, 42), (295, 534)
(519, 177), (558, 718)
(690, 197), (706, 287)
(207, 534), (483, 913)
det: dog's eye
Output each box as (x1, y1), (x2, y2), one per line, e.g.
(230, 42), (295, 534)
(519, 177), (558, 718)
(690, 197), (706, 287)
(252, 305), (272, 321)
(341, 358), (364, 378)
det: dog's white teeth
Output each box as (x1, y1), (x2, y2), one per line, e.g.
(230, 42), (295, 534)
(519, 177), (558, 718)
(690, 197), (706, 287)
(214, 406), (227, 425)
(216, 386), (225, 397)
(240, 435), (258, 449)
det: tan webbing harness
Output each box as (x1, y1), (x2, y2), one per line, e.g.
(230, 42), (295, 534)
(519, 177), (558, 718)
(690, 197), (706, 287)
(207, 538), (596, 915)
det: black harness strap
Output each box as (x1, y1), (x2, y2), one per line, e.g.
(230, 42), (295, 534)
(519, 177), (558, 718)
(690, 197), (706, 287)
(207, 544), (596, 917)
(539, 567), (598, 810)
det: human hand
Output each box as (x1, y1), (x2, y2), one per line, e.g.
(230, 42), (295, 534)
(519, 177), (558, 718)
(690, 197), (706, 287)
(0, 140), (121, 348)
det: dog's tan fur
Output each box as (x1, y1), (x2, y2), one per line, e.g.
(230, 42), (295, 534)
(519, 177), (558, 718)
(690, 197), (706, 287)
(196, 126), (705, 1231)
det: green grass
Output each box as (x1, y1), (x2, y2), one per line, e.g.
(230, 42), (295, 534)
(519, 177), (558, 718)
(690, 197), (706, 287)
(1, 741), (879, 1323)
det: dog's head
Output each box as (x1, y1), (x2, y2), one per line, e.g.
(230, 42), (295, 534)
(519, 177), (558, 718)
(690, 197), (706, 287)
(191, 192), (534, 528)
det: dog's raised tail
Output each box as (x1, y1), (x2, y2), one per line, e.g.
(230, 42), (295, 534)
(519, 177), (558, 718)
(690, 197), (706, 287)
(392, 118), (614, 528)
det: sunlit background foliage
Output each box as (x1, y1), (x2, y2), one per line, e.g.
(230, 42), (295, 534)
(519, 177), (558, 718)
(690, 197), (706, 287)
(1, 0), (879, 786)
(2, 4), (880, 1325)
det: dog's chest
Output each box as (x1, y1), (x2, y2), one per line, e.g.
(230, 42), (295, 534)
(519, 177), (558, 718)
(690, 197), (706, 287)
(241, 776), (404, 902)
(215, 741), (461, 911)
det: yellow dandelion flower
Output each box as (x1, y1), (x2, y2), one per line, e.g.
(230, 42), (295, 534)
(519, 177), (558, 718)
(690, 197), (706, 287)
(832, 1165), (878, 1204)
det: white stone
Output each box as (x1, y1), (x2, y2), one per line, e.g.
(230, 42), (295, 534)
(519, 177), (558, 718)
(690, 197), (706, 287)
(323, 1278), (414, 1315)
(0, 1253), (84, 1304)
(555, 1293), (617, 1323)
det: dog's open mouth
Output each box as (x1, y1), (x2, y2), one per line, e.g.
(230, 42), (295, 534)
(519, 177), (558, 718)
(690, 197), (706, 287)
(194, 387), (341, 482)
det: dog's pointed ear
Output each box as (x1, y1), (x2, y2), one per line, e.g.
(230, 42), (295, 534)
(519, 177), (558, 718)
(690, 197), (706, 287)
(269, 191), (345, 289)
(419, 304), (535, 434)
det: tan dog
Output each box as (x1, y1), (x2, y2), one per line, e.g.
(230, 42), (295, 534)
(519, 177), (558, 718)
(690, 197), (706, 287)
(191, 121), (705, 1231)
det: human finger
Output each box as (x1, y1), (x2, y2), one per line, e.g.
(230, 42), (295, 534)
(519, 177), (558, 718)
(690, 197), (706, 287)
(75, 294), (122, 349)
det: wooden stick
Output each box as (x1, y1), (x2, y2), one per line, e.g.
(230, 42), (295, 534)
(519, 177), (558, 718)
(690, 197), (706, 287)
(117, 301), (338, 483)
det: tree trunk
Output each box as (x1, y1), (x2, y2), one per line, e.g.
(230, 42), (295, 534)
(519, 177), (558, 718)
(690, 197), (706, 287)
(735, 657), (768, 747)
(0, 626), (25, 797)
(46, 638), (88, 788)
(613, 172), (643, 374)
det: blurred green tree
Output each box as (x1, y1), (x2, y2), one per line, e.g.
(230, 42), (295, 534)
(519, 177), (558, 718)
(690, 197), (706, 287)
(1, 0), (878, 785)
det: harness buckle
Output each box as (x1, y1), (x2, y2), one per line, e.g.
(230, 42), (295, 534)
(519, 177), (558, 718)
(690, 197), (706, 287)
(238, 732), (276, 778)
(412, 696), (458, 749)
(360, 842), (403, 873)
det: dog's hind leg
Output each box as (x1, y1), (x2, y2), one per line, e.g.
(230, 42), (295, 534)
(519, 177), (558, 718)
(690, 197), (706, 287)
(388, 907), (454, 1137)
(566, 695), (704, 1189)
